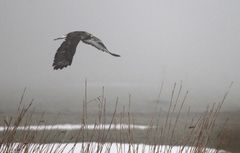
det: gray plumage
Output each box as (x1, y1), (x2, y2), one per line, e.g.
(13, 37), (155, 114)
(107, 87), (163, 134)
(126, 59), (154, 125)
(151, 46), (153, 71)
(53, 31), (120, 70)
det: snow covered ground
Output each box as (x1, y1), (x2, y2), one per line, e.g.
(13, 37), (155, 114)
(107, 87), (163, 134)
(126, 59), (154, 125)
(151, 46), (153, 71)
(0, 124), (148, 131)
(0, 142), (229, 153)
(0, 124), (230, 152)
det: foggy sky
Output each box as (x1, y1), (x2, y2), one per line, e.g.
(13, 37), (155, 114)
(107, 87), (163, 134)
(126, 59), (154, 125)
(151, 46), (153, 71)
(0, 0), (239, 111)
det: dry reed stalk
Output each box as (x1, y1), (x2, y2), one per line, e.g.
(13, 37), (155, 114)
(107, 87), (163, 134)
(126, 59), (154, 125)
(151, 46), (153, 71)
(164, 82), (176, 142)
(0, 82), (232, 153)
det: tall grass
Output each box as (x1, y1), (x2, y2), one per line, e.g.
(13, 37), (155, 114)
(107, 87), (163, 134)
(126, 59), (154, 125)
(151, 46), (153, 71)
(0, 82), (232, 153)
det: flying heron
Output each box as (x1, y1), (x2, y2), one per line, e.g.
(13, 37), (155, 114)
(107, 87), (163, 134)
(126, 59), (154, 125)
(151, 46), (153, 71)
(53, 31), (120, 70)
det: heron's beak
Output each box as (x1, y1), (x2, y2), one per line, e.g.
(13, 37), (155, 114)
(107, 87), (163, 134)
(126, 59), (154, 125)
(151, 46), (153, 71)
(54, 35), (66, 41)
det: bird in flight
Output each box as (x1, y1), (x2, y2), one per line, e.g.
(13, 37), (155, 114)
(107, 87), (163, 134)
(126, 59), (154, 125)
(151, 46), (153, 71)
(53, 31), (120, 70)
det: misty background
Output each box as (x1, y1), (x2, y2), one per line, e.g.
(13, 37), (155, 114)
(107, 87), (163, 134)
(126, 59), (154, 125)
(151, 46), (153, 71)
(0, 0), (239, 112)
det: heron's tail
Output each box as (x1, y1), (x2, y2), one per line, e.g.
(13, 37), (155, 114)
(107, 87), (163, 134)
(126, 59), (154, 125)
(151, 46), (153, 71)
(54, 35), (66, 41)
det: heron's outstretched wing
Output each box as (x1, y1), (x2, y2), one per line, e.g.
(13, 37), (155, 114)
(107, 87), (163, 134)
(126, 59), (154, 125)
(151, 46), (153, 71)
(82, 36), (120, 57)
(53, 38), (80, 70)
